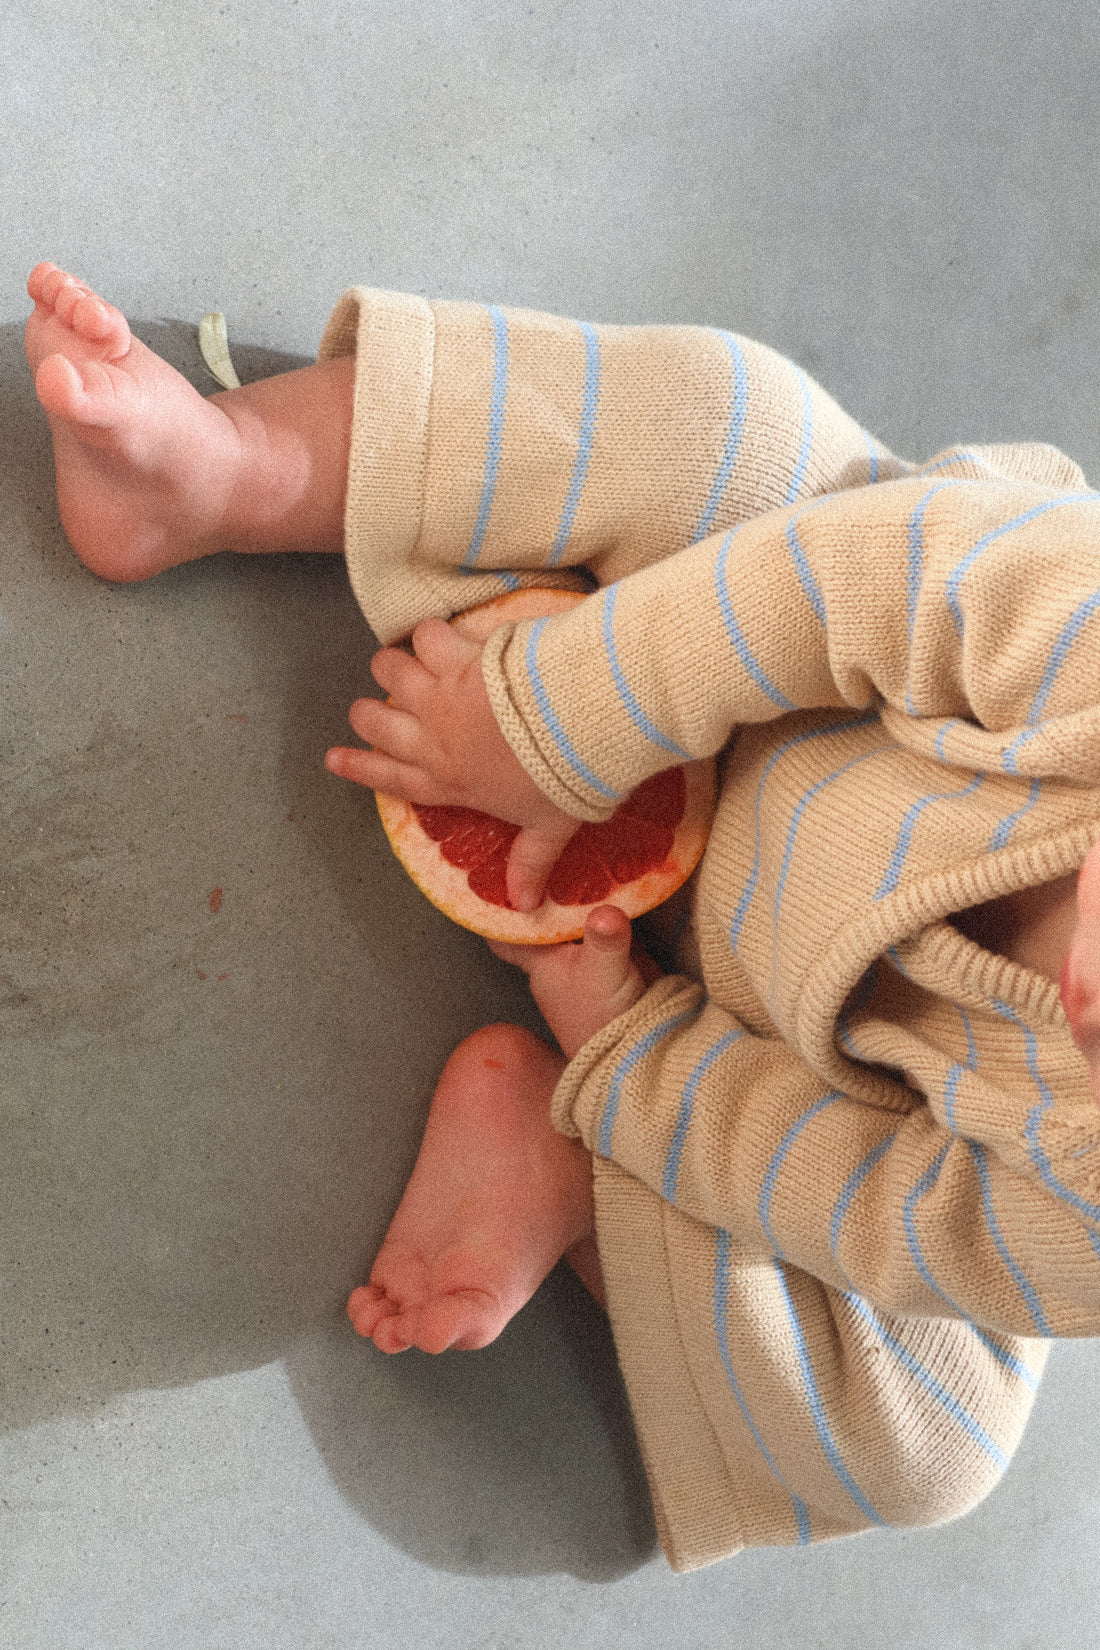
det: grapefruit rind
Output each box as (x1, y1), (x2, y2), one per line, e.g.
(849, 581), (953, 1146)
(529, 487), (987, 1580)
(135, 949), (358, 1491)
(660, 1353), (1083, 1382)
(448, 586), (589, 643)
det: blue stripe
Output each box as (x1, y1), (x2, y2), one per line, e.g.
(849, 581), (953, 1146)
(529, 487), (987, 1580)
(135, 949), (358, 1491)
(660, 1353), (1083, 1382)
(690, 331), (748, 542)
(907, 484), (962, 640)
(959, 1005), (979, 1069)
(1001, 728), (1038, 775)
(863, 428), (879, 485)
(662, 1028), (745, 1202)
(842, 1294), (1009, 1471)
(1026, 586), (1100, 723)
(902, 1145), (1040, 1388)
(601, 585), (691, 758)
(462, 305), (509, 568)
(783, 369), (814, 506)
(829, 1133), (898, 1261)
(967, 1141), (1052, 1336)
(945, 495), (1097, 638)
(714, 530), (797, 710)
(729, 712), (879, 952)
(942, 1007), (978, 1131)
(759, 1092), (844, 1256)
(933, 720), (961, 763)
(988, 777), (1042, 851)
(549, 321), (600, 565)
(772, 1261), (887, 1526)
(903, 482), (970, 714)
(992, 997), (1100, 1224)
(832, 1140), (1027, 1462)
(1002, 587), (1100, 773)
(523, 618), (619, 801)
(942, 1066), (966, 1130)
(714, 1231), (811, 1543)
(874, 773), (984, 900)
(915, 451), (987, 477)
(774, 746), (892, 932)
(597, 1007), (697, 1157)
(785, 505), (828, 626)
(901, 1145), (961, 1312)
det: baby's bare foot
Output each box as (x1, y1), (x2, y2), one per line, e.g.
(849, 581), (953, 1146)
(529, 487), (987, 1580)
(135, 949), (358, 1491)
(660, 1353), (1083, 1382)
(347, 1024), (592, 1353)
(25, 262), (253, 581)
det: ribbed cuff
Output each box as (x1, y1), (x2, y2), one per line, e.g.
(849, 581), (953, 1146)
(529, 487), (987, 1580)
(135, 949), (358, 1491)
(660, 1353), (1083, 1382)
(550, 975), (704, 1149)
(318, 286), (437, 646)
(480, 622), (618, 823)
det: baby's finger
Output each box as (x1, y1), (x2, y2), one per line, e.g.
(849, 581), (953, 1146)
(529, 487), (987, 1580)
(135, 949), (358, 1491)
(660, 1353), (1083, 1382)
(324, 744), (436, 801)
(579, 906), (637, 999)
(369, 645), (433, 706)
(346, 696), (424, 762)
(505, 820), (579, 914)
(411, 616), (480, 675)
(583, 904), (633, 950)
(485, 937), (543, 970)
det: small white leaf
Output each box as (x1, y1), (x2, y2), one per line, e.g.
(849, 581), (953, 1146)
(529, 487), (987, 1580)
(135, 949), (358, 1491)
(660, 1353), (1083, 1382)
(198, 312), (242, 390)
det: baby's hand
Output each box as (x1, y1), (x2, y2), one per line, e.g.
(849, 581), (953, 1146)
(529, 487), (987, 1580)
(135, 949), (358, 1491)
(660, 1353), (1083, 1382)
(490, 906), (661, 1059)
(325, 618), (580, 913)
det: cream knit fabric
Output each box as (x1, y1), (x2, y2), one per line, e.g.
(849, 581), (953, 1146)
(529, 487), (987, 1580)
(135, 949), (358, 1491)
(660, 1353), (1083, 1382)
(320, 288), (1100, 1571)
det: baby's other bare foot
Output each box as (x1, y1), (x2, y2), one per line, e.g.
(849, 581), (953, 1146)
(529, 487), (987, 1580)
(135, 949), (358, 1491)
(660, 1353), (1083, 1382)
(347, 1024), (592, 1353)
(25, 262), (253, 581)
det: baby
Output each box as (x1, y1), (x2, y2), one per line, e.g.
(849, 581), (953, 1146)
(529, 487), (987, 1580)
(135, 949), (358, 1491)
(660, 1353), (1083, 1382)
(25, 262), (1100, 1570)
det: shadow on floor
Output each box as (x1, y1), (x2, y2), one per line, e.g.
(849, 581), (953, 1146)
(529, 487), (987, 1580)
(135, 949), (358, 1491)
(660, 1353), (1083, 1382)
(1, 317), (655, 1578)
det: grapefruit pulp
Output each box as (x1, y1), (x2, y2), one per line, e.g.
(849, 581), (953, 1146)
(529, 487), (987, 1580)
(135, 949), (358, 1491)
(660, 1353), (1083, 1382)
(374, 589), (716, 944)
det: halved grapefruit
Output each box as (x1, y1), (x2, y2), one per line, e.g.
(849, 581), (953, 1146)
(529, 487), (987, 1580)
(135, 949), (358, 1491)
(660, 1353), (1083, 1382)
(374, 589), (717, 944)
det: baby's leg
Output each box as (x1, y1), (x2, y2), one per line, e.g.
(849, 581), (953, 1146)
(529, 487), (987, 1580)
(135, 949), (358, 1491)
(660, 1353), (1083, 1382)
(25, 263), (352, 581)
(347, 1023), (595, 1353)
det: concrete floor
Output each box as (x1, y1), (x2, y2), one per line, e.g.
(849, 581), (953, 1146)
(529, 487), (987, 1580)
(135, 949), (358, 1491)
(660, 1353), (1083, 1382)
(4, 1), (1100, 1644)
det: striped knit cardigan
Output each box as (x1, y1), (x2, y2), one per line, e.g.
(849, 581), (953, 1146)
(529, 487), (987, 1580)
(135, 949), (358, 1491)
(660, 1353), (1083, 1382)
(319, 288), (1100, 1571)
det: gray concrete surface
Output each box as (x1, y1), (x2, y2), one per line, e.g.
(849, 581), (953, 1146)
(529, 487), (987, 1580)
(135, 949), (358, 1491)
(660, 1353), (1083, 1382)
(3, 1), (1100, 1644)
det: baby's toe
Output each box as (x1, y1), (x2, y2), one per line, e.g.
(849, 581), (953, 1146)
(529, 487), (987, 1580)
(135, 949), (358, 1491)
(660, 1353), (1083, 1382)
(408, 1290), (504, 1354)
(41, 264), (83, 303)
(27, 262), (61, 304)
(70, 292), (114, 342)
(346, 1281), (394, 1339)
(51, 277), (91, 324)
(371, 1315), (412, 1354)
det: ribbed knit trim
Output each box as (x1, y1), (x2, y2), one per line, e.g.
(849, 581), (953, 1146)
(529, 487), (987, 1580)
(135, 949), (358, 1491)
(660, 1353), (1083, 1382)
(318, 286), (436, 646)
(481, 622), (617, 822)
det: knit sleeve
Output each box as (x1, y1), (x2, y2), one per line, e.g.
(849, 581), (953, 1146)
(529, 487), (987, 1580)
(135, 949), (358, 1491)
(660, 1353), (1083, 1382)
(482, 463), (1100, 820)
(318, 286), (904, 644)
(556, 976), (1100, 1338)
